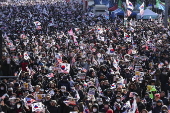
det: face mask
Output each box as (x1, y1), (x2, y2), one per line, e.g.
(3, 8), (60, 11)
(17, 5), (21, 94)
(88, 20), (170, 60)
(1, 87), (4, 90)
(93, 108), (97, 112)
(17, 104), (21, 108)
(145, 96), (149, 98)
(98, 102), (103, 105)
(116, 99), (121, 102)
(139, 81), (142, 83)
(61, 89), (66, 92)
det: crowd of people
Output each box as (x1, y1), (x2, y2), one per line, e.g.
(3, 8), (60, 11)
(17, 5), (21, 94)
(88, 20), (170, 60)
(0, 0), (170, 113)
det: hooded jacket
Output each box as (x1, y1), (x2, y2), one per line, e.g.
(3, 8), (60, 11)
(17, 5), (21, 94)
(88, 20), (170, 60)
(0, 82), (7, 97)
(91, 104), (99, 113)
(12, 101), (26, 113)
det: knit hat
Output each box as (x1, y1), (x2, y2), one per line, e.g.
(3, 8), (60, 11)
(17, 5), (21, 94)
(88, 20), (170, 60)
(106, 109), (113, 113)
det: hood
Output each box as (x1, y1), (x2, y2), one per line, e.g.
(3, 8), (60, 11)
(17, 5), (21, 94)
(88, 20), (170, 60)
(92, 104), (99, 112)
(0, 82), (7, 92)
(15, 101), (23, 108)
(161, 105), (168, 110)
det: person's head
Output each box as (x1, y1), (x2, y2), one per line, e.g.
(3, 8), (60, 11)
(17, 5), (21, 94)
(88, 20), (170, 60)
(37, 75), (42, 81)
(97, 98), (103, 105)
(107, 89), (112, 95)
(60, 86), (66, 92)
(145, 92), (149, 98)
(92, 106), (98, 112)
(35, 85), (40, 92)
(141, 109), (148, 113)
(39, 89), (44, 94)
(50, 100), (56, 106)
(104, 103), (109, 111)
(62, 76), (67, 81)
(117, 87), (122, 92)
(74, 83), (79, 90)
(46, 94), (51, 101)
(129, 84), (135, 90)
(0, 86), (5, 90)
(157, 100), (163, 106)
(150, 80), (155, 85)
(104, 80), (109, 85)
(116, 91), (122, 97)
(116, 96), (121, 102)
(16, 102), (22, 109)
(49, 81), (56, 88)
(102, 66), (107, 72)
(8, 82), (14, 87)
(73, 106), (79, 112)
(161, 105), (168, 113)
(160, 91), (165, 98)
(136, 96), (141, 103)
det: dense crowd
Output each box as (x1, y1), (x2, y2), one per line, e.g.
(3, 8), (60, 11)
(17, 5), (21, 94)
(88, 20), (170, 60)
(0, 1), (170, 113)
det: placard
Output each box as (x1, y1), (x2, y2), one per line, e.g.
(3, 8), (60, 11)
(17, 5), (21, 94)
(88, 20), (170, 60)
(88, 88), (95, 95)
(79, 73), (86, 80)
(35, 94), (46, 101)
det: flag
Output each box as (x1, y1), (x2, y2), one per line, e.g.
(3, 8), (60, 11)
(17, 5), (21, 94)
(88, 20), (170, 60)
(136, 0), (142, 7)
(24, 52), (30, 60)
(107, 47), (115, 54)
(110, 83), (116, 89)
(156, 0), (165, 11)
(20, 34), (26, 39)
(68, 29), (74, 36)
(118, 0), (125, 11)
(139, 2), (144, 17)
(55, 53), (63, 65)
(43, 8), (48, 15)
(126, 0), (134, 10)
(92, 56), (98, 66)
(108, 4), (118, 11)
(113, 59), (119, 70)
(36, 25), (42, 30)
(34, 21), (41, 26)
(129, 96), (138, 113)
(46, 73), (54, 78)
(31, 102), (43, 112)
(73, 36), (79, 46)
(24, 98), (35, 106)
(58, 63), (70, 74)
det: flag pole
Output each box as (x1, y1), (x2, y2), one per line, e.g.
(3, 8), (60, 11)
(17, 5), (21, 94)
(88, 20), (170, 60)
(164, 0), (169, 28)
